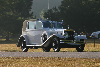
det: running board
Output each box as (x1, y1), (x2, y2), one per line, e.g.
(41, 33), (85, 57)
(26, 45), (41, 47)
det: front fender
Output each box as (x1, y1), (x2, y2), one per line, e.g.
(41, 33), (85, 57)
(41, 34), (60, 47)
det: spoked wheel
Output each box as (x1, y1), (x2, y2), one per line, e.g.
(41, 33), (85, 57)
(52, 37), (60, 52)
(76, 44), (85, 52)
(21, 38), (28, 52)
(42, 34), (47, 43)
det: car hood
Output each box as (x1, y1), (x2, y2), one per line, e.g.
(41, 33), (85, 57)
(43, 28), (66, 35)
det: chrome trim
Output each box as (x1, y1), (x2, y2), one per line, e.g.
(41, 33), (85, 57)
(26, 45), (41, 46)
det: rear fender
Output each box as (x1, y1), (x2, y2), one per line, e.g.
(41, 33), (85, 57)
(17, 35), (29, 47)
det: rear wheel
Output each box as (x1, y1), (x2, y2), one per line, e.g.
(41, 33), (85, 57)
(52, 37), (60, 52)
(76, 44), (84, 52)
(42, 34), (47, 42)
(20, 37), (28, 52)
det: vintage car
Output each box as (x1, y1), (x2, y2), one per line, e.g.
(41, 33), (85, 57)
(16, 19), (87, 52)
(91, 31), (100, 38)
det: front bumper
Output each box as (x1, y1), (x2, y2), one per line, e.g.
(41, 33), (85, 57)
(60, 40), (85, 45)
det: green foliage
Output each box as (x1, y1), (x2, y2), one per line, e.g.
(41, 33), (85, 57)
(40, 9), (46, 20)
(44, 7), (60, 21)
(0, 0), (34, 40)
(44, 0), (100, 34)
(15, 0), (33, 18)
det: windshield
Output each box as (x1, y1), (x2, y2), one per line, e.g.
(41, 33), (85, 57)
(42, 21), (63, 28)
(57, 22), (63, 29)
(42, 21), (51, 28)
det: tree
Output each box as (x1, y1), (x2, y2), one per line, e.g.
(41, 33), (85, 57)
(0, 0), (34, 41)
(15, 0), (33, 18)
(44, 7), (60, 21)
(40, 9), (46, 20)
(44, 0), (100, 34)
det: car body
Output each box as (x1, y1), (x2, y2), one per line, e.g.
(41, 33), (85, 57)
(91, 31), (100, 38)
(16, 19), (87, 52)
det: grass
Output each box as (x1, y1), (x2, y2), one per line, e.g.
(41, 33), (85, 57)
(0, 39), (100, 67)
(0, 40), (100, 52)
(0, 57), (100, 67)
(0, 38), (100, 52)
(0, 37), (18, 44)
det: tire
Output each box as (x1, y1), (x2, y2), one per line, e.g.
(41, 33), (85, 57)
(42, 34), (50, 52)
(76, 44), (84, 52)
(52, 37), (60, 52)
(42, 34), (47, 43)
(42, 47), (50, 52)
(20, 37), (28, 52)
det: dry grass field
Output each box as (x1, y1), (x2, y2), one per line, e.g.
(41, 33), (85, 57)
(0, 43), (100, 52)
(0, 39), (100, 67)
(0, 38), (100, 52)
(0, 57), (100, 67)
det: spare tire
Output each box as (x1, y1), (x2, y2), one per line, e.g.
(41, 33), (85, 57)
(52, 37), (60, 52)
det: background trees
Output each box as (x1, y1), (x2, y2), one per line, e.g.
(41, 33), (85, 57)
(44, 0), (100, 34)
(0, 0), (34, 41)
(44, 7), (60, 21)
(15, 0), (33, 18)
(0, 0), (100, 41)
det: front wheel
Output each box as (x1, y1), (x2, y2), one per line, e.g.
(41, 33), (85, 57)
(52, 37), (60, 52)
(76, 44), (85, 52)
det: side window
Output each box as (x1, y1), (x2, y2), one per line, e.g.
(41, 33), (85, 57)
(27, 21), (35, 29)
(36, 21), (42, 29)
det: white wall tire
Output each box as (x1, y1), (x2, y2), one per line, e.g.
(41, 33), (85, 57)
(20, 37), (28, 52)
